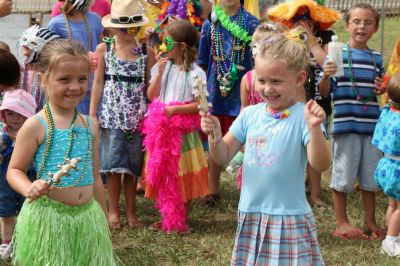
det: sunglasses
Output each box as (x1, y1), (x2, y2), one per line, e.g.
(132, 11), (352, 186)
(111, 15), (143, 24)
(119, 28), (138, 35)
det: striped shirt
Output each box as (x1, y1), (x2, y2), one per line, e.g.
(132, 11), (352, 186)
(329, 47), (384, 136)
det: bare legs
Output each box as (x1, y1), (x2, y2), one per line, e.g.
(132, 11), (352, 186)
(332, 188), (384, 239)
(107, 173), (139, 229)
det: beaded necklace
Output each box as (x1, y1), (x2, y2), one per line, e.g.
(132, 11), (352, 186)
(346, 42), (376, 112)
(20, 62), (29, 91)
(32, 73), (44, 112)
(4, 127), (16, 140)
(64, 12), (91, 51)
(106, 37), (146, 128)
(37, 104), (91, 189)
(268, 108), (291, 120)
(162, 61), (189, 102)
(211, 6), (246, 97)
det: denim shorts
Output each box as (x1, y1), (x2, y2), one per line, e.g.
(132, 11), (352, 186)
(0, 173), (25, 217)
(99, 128), (144, 178)
(330, 134), (382, 193)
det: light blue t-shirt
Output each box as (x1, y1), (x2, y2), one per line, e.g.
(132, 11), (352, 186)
(230, 102), (314, 215)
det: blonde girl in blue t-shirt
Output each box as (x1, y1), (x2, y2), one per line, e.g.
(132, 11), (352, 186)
(7, 39), (117, 265)
(201, 28), (331, 265)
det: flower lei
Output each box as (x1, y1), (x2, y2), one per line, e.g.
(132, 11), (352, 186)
(158, 0), (203, 30)
(213, 5), (252, 44)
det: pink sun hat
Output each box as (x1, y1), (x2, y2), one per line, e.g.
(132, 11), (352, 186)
(0, 89), (37, 123)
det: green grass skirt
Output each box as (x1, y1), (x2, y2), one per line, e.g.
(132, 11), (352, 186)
(12, 196), (118, 266)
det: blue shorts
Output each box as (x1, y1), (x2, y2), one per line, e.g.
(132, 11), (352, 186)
(99, 128), (144, 178)
(0, 173), (25, 217)
(330, 134), (382, 193)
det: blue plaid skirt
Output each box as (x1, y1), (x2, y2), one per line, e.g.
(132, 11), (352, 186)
(231, 212), (324, 266)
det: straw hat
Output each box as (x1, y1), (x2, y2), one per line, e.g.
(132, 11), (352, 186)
(102, 0), (149, 28)
(0, 89), (37, 123)
(267, 0), (340, 30)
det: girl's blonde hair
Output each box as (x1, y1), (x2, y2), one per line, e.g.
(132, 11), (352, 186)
(256, 27), (310, 73)
(36, 39), (90, 80)
(387, 72), (400, 105)
(252, 23), (281, 44)
(164, 20), (198, 72)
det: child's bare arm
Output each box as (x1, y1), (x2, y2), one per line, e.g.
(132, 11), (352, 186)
(146, 46), (156, 86)
(165, 101), (199, 117)
(89, 43), (106, 118)
(7, 117), (49, 199)
(201, 115), (242, 165)
(319, 61), (337, 97)
(90, 117), (107, 215)
(304, 100), (331, 172)
(147, 55), (169, 101)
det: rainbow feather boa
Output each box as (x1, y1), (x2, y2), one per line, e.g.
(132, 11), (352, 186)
(142, 100), (201, 232)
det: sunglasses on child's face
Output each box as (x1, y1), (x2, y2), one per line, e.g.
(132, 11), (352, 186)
(119, 28), (138, 35)
(113, 15), (143, 24)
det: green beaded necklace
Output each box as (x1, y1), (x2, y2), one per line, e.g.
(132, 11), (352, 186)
(162, 61), (189, 102)
(37, 103), (92, 189)
(346, 42), (376, 112)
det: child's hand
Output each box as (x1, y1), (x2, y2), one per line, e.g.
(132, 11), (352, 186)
(156, 52), (169, 76)
(145, 27), (155, 39)
(27, 180), (51, 201)
(201, 114), (222, 140)
(374, 76), (384, 95)
(323, 61), (337, 77)
(165, 106), (175, 117)
(304, 99), (326, 130)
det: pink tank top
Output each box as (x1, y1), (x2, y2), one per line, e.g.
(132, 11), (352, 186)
(246, 71), (263, 105)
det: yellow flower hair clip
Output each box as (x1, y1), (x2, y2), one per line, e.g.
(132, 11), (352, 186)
(284, 28), (309, 45)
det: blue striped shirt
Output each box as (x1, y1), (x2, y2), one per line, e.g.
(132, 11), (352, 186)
(328, 47), (384, 136)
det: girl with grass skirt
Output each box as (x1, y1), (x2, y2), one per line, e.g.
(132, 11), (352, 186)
(6, 39), (118, 266)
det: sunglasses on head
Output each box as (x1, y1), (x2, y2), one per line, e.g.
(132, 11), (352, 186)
(111, 15), (143, 25)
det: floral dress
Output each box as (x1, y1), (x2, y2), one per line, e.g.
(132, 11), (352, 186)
(372, 105), (400, 200)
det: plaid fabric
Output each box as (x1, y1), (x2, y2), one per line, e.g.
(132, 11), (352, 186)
(231, 212), (324, 266)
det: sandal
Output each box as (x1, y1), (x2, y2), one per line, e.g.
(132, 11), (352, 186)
(331, 228), (368, 240)
(202, 194), (220, 207)
(368, 228), (386, 240)
(148, 221), (162, 231)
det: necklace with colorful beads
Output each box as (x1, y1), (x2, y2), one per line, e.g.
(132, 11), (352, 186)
(268, 108), (291, 120)
(346, 42), (376, 112)
(37, 103), (91, 189)
(211, 6), (246, 97)
(162, 61), (189, 102)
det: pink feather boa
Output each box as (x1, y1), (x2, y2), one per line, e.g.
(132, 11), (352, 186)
(142, 100), (201, 232)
